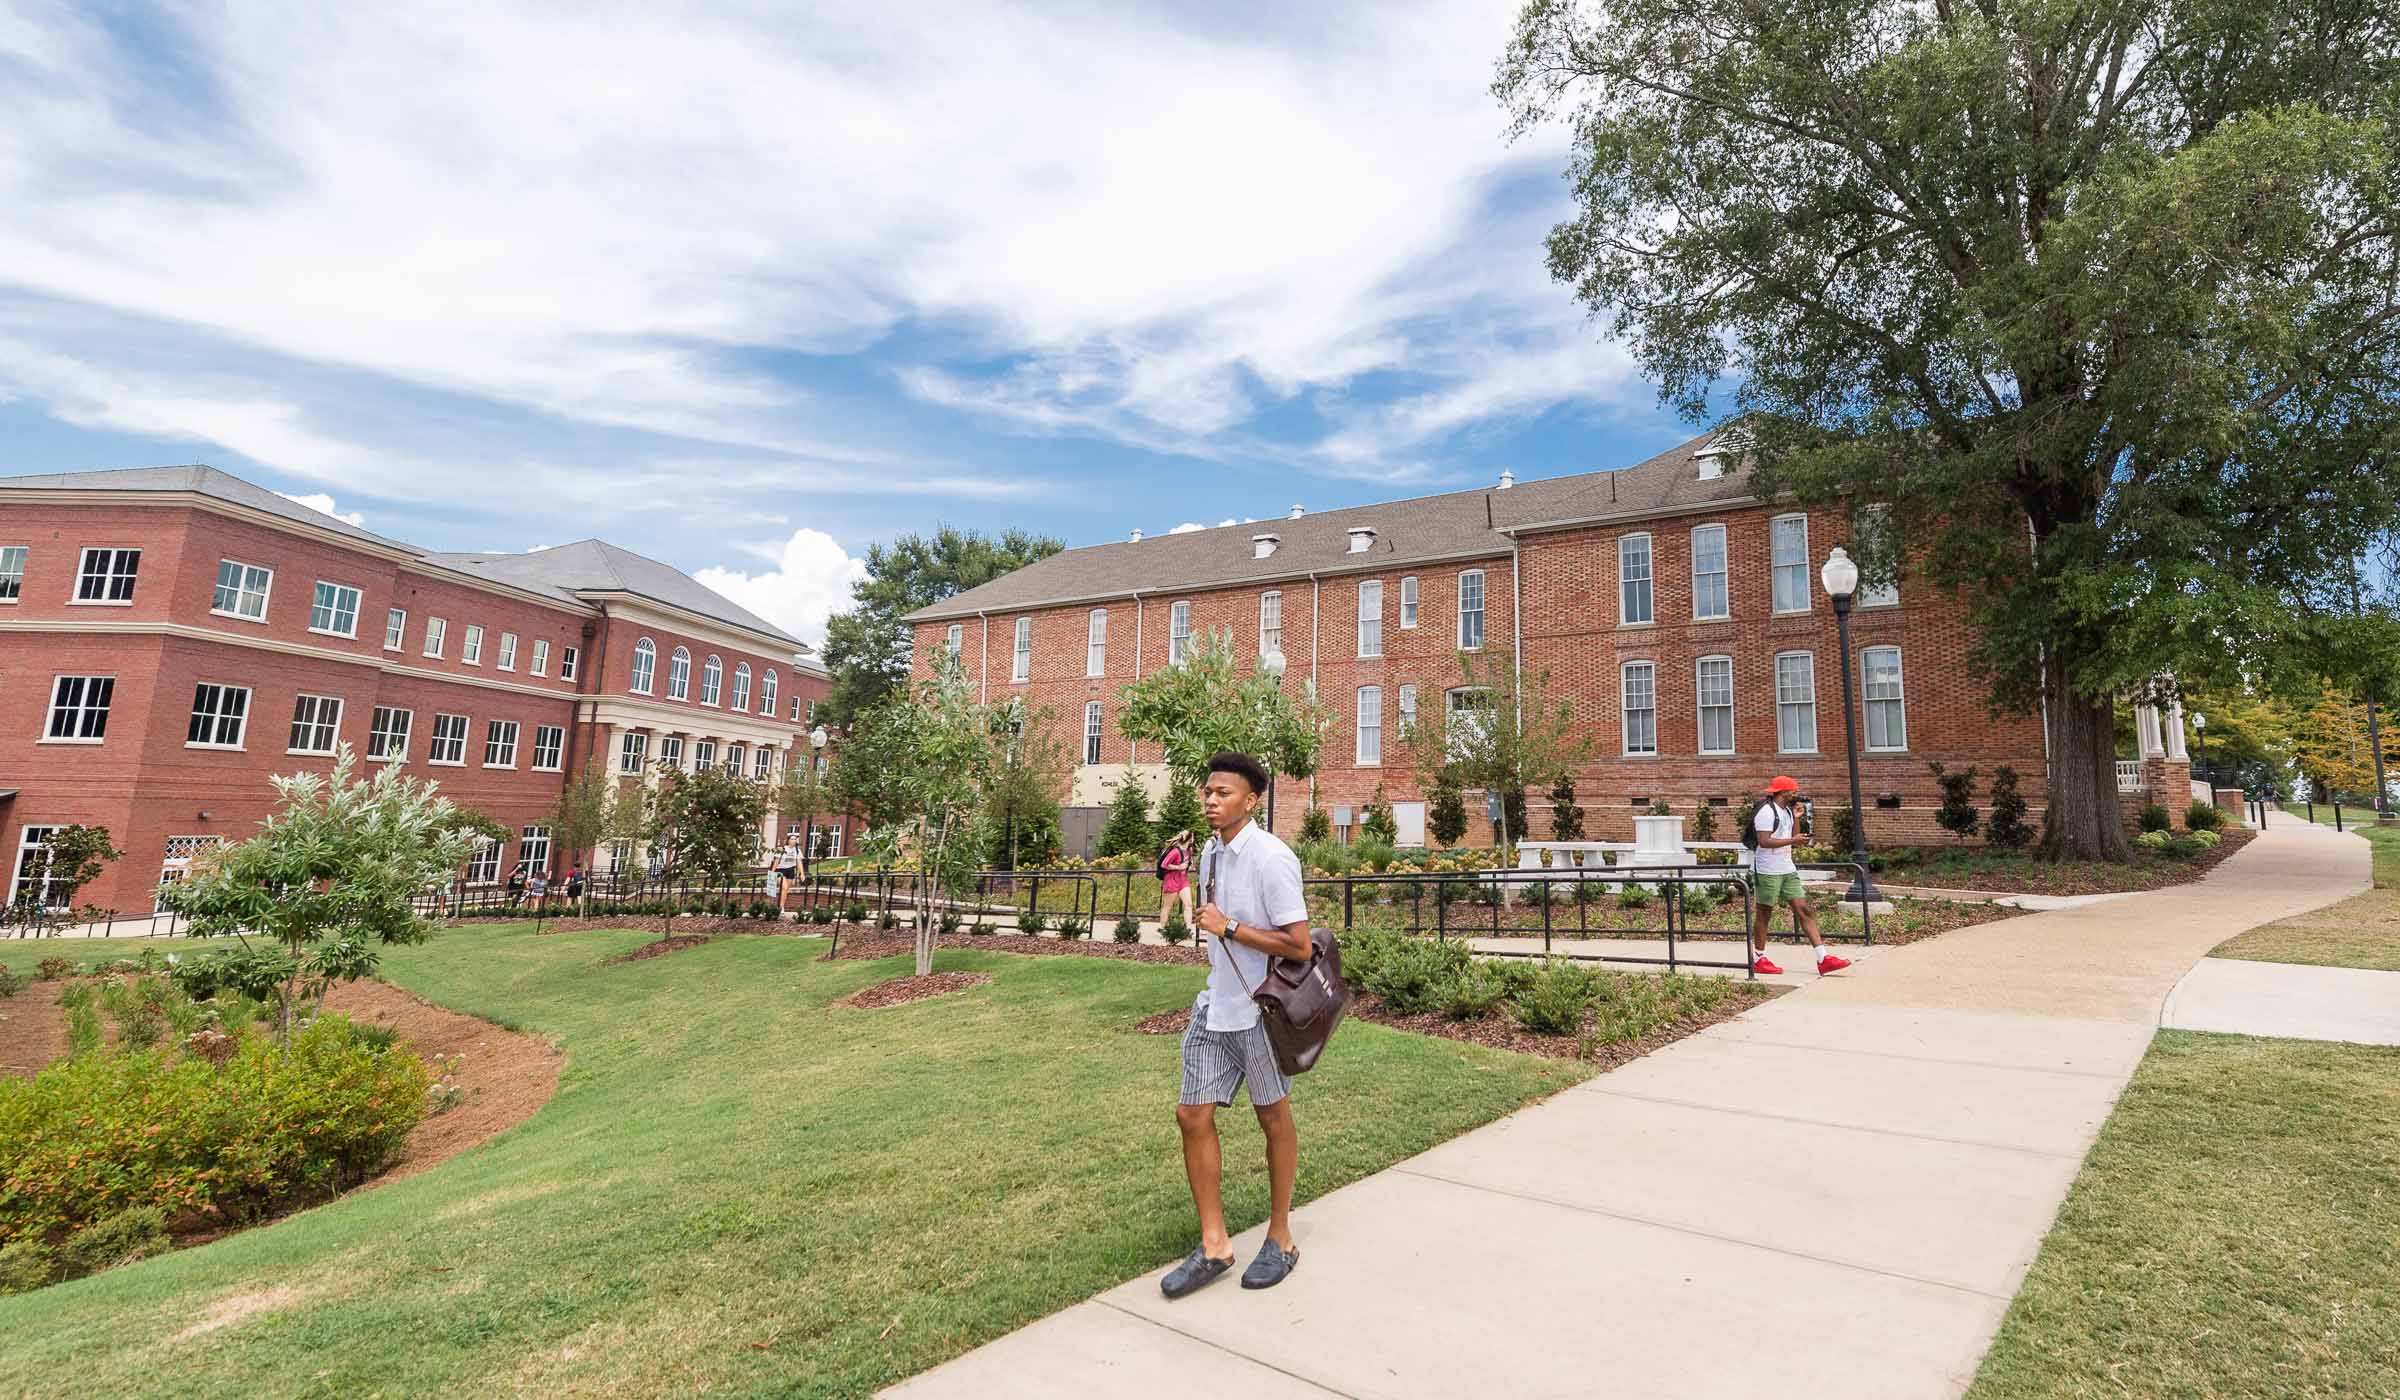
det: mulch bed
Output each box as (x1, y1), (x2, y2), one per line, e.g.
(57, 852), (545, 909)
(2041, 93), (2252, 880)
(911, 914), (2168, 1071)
(604, 935), (716, 964)
(1871, 827), (2257, 896)
(840, 972), (994, 1009)
(0, 979), (73, 1078)
(455, 915), (778, 937)
(823, 930), (1208, 966)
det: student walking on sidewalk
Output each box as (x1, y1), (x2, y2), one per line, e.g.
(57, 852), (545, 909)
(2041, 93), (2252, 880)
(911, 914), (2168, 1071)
(1159, 752), (1315, 1300)
(1749, 775), (1851, 977)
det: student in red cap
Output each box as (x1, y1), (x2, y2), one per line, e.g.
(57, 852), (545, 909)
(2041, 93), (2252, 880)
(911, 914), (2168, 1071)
(1747, 775), (1851, 976)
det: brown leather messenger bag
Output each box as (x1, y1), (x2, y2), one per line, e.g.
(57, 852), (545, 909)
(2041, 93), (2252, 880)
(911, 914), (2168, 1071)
(1206, 848), (1353, 1075)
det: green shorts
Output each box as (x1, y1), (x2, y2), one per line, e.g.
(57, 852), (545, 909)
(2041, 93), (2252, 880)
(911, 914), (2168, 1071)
(1753, 872), (1806, 906)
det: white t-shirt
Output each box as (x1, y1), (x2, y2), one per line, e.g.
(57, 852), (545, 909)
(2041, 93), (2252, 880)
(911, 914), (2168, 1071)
(1751, 802), (1798, 876)
(1195, 820), (1310, 1032)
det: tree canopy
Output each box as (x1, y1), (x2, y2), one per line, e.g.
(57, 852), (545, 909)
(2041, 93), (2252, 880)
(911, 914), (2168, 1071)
(1114, 627), (1328, 790)
(1499, 0), (2400, 858)
(818, 526), (1063, 724)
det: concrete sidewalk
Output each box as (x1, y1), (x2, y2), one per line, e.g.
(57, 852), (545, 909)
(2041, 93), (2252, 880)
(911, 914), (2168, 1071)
(2164, 956), (2400, 1045)
(885, 817), (2369, 1400)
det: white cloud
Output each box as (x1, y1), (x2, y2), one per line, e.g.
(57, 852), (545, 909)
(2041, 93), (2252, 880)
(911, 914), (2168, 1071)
(691, 529), (868, 648)
(273, 490), (365, 527)
(1167, 522), (1206, 535)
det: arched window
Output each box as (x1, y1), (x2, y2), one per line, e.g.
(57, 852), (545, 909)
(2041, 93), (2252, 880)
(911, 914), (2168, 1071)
(732, 663), (752, 711)
(667, 646), (691, 700)
(701, 655), (723, 706)
(630, 638), (656, 694)
(761, 669), (779, 715)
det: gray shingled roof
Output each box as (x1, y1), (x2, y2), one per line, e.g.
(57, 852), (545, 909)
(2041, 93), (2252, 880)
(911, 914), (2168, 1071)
(0, 464), (419, 552)
(906, 429), (1754, 622)
(427, 540), (809, 651)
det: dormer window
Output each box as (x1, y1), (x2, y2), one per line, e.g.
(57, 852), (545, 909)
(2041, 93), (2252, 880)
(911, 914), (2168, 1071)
(1252, 534), (1280, 560)
(1696, 425), (1751, 481)
(1347, 527), (1376, 555)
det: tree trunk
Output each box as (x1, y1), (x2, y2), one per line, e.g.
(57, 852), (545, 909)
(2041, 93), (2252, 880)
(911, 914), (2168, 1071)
(2039, 655), (2133, 862)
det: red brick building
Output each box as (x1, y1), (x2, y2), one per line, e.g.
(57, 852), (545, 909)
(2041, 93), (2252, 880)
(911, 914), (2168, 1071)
(0, 464), (853, 915)
(907, 430), (2196, 849)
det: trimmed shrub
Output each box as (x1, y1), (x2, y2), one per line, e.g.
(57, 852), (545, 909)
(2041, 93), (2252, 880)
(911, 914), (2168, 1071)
(57, 1205), (170, 1280)
(1438, 960), (1509, 1021)
(2133, 829), (2173, 852)
(35, 957), (75, 982)
(1361, 937), (1471, 1016)
(1114, 915), (1143, 944)
(845, 901), (868, 924)
(2190, 828), (2222, 848)
(1297, 806), (1333, 843)
(1517, 880), (1556, 909)
(1018, 909), (1049, 935)
(2186, 801), (2224, 832)
(1510, 959), (1597, 1035)
(1054, 916), (1088, 941)
(0, 966), (19, 999)
(2138, 803), (2172, 834)
(1929, 762), (1980, 839)
(2167, 834), (2207, 858)
(937, 910), (964, 936)
(0, 1237), (52, 1295)
(875, 910), (899, 931)
(1615, 885), (1651, 910)
(1986, 766), (2034, 849)
(1158, 910), (1191, 945)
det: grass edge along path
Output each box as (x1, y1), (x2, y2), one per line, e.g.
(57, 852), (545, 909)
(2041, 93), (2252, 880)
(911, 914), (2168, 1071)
(2211, 816), (2400, 971)
(1968, 1031), (2400, 1399)
(0, 923), (1587, 1399)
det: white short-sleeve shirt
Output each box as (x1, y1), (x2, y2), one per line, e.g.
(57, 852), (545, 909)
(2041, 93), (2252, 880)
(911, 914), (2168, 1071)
(1195, 820), (1310, 1031)
(1752, 801), (1798, 876)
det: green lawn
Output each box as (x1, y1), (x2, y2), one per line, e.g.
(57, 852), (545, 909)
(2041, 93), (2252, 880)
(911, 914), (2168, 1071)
(1970, 1031), (2400, 1399)
(2212, 811), (2400, 971)
(0, 923), (1581, 1397)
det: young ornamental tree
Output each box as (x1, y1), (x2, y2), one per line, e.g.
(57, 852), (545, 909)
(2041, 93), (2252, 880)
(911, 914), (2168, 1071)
(1500, 0), (2400, 859)
(1116, 625), (1328, 803)
(2, 823), (122, 934)
(872, 654), (1011, 977)
(1405, 648), (1592, 858)
(159, 748), (480, 1038)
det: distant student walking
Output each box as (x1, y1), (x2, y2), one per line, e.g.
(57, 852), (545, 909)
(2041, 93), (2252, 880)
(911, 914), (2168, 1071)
(1156, 830), (1195, 929)
(1749, 776), (1851, 977)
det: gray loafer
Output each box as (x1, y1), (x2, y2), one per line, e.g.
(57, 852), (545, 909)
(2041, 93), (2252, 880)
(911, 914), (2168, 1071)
(1160, 1246), (1235, 1299)
(1240, 1239), (1298, 1289)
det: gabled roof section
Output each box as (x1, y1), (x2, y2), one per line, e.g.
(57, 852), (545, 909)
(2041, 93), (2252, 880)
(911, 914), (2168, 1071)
(906, 429), (1751, 622)
(0, 463), (419, 552)
(427, 540), (808, 651)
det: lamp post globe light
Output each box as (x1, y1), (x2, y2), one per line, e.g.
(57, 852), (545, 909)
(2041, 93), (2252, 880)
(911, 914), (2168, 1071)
(1819, 547), (1881, 905)
(2191, 711), (2207, 784)
(806, 726), (830, 874)
(1260, 650), (1286, 831)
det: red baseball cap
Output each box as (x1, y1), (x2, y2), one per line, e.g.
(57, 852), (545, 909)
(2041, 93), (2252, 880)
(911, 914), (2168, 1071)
(1766, 776), (1800, 794)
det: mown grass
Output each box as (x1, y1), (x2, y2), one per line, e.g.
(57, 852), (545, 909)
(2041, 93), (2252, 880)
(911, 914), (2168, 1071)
(2212, 813), (2400, 971)
(0, 923), (1581, 1397)
(1970, 1031), (2400, 1399)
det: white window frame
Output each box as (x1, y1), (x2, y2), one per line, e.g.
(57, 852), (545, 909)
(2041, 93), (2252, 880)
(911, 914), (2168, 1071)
(497, 632), (518, 671)
(1856, 503), (1899, 608)
(1358, 580), (1383, 659)
(620, 730), (649, 775)
(1083, 700), (1103, 765)
(630, 638), (656, 695)
(1620, 661), (1658, 756)
(461, 623), (485, 665)
(725, 743), (746, 776)
(667, 645), (691, 699)
(944, 623), (963, 658)
(483, 719), (520, 768)
(186, 682), (251, 750)
(560, 646), (579, 682)
(1168, 601), (1191, 665)
(1457, 570), (1486, 650)
(1445, 686), (1490, 748)
(693, 739), (716, 771)
(429, 712), (470, 766)
(1691, 524), (1729, 621)
(1771, 514), (1811, 614)
(1775, 651), (1819, 754)
(369, 706), (413, 761)
(701, 655), (723, 706)
(754, 746), (773, 781)
(212, 559), (273, 623)
(73, 546), (140, 605)
(761, 670), (778, 715)
(530, 639), (550, 676)
(1087, 609), (1108, 678)
(308, 581), (362, 638)
(1863, 645), (1907, 751)
(287, 693), (343, 756)
(1356, 685), (1382, 766)
(731, 662), (752, 712)
(1012, 617), (1032, 682)
(464, 839), (501, 886)
(1696, 655), (1735, 755)
(384, 607), (407, 651)
(659, 735), (685, 771)
(1397, 683), (1418, 737)
(518, 825), (552, 877)
(43, 675), (114, 743)
(424, 616), (448, 659)
(1259, 591), (1283, 656)
(1399, 576), (1419, 628)
(11, 826), (71, 909)
(0, 545), (25, 603)
(1618, 535), (1654, 626)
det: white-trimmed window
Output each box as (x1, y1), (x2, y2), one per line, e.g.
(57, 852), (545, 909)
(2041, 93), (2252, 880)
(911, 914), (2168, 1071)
(1087, 609), (1108, 677)
(369, 706), (412, 761)
(462, 624), (485, 664)
(731, 663), (752, 711)
(1620, 661), (1657, 755)
(1356, 685), (1382, 765)
(1084, 700), (1103, 764)
(701, 656), (723, 705)
(761, 670), (778, 715)
(157, 835), (223, 888)
(385, 607), (407, 650)
(74, 547), (140, 603)
(944, 623), (963, 658)
(45, 675), (113, 741)
(424, 616), (448, 658)
(484, 719), (519, 768)
(212, 560), (272, 621)
(1458, 570), (1486, 650)
(1012, 617), (1032, 681)
(11, 827), (71, 909)
(667, 646), (691, 699)
(1618, 535), (1653, 625)
(753, 746), (772, 781)
(1863, 646), (1907, 750)
(619, 730), (649, 775)
(692, 739), (716, 771)
(309, 582), (361, 637)
(560, 646), (579, 682)
(630, 638), (656, 694)
(429, 713), (469, 765)
(1696, 656), (1734, 755)
(790, 692), (804, 722)
(1446, 686), (1490, 747)
(1358, 580), (1383, 658)
(519, 825), (552, 876)
(1399, 576), (1419, 628)
(1856, 503), (1899, 607)
(530, 639), (550, 676)
(186, 683), (250, 749)
(1775, 651), (1818, 753)
(1259, 591), (1283, 656)
(1169, 601), (1191, 665)
(1691, 524), (1729, 620)
(1771, 515), (1810, 613)
(1397, 683), (1418, 737)
(464, 840), (501, 886)
(497, 632), (518, 670)
(287, 694), (342, 755)
(659, 736), (685, 771)
(0, 545), (25, 602)
(725, 743), (746, 775)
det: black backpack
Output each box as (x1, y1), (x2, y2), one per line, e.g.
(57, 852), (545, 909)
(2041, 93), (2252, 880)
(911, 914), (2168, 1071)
(1739, 799), (1771, 851)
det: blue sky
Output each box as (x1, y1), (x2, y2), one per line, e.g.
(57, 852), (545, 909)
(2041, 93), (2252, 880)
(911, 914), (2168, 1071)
(0, 1), (1702, 643)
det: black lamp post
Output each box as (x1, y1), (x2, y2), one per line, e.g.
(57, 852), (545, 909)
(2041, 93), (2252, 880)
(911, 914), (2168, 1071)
(1820, 547), (1881, 905)
(2192, 712), (2208, 785)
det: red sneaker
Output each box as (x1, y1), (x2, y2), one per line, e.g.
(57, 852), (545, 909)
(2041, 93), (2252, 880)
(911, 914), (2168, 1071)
(1752, 954), (1785, 975)
(1816, 953), (1852, 974)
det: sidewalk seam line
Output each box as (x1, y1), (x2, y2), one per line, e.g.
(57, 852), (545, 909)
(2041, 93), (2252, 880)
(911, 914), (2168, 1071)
(1094, 1300), (1361, 1398)
(1687, 1035), (2131, 1080)
(1578, 1087), (2098, 1161)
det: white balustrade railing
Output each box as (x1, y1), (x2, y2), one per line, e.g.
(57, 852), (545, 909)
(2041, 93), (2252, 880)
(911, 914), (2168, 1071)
(2116, 760), (2143, 793)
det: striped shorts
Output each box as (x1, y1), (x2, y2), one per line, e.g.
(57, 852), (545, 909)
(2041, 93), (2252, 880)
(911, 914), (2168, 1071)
(1179, 997), (1291, 1108)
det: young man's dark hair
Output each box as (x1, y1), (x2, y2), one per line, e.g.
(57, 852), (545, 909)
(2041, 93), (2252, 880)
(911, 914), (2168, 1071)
(1205, 751), (1270, 795)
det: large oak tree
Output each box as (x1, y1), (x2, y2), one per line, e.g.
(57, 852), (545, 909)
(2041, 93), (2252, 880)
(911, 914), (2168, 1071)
(819, 527), (1063, 725)
(1499, 0), (2400, 857)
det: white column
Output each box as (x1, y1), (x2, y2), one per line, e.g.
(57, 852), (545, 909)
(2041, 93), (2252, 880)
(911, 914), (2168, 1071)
(2165, 701), (2189, 761)
(2136, 704), (2164, 758)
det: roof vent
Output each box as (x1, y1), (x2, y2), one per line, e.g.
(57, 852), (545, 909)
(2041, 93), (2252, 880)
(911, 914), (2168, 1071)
(1346, 527), (1376, 555)
(1252, 533), (1280, 559)
(1289, 503), (1305, 520)
(1129, 527), (1144, 542)
(1497, 469), (1514, 490)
